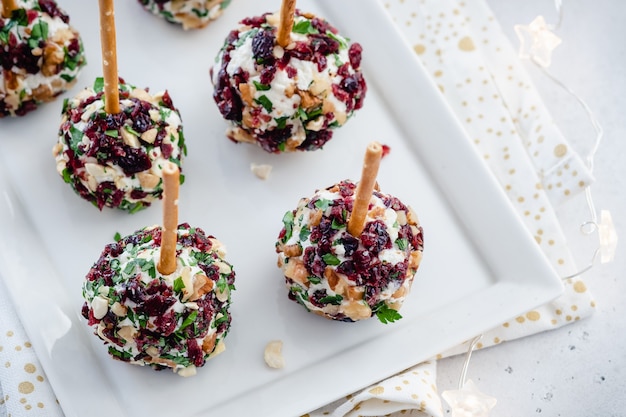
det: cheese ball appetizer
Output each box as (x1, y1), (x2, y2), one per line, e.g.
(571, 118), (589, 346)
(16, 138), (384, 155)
(52, 77), (186, 213)
(210, 9), (367, 153)
(276, 180), (424, 323)
(81, 223), (236, 376)
(137, 0), (231, 30)
(0, 0), (86, 117)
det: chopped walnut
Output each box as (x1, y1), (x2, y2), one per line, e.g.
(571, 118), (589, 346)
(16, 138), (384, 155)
(264, 340), (285, 369)
(250, 163), (272, 180)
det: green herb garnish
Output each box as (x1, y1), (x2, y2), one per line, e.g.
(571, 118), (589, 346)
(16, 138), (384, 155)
(255, 95), (273, 113)
(319, 294), (343, 305)
(281, 211), (295, 242)
(292, 20), (317, 35)
(373, 302), (403, 324)
(322, 253), (340, 266)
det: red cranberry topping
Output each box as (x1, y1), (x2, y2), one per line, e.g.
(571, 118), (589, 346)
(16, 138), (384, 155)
(348, 43), (363, 69)
(360, 220), (392, 254)
(251, 29), (275, 63)
(38, 0), (70, 23)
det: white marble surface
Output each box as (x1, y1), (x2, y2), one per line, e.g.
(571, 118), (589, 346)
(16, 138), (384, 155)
(436, 1), (626, 416)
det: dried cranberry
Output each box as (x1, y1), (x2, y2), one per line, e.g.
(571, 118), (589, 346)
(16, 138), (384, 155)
(153, 310), (176, 336)
(310, 289), (329, 308)
(337, 260), (357, 281)
(240, 14), (269, 28)
(298, 129), (333, 151)
(341, 74), (360, 93)
(340, 235), (359, 256)
(251, 29), (275, 63)
(310, 34), (339, 55)
(38, 0), (70, 23)
(288, 42), (313, 61)
(360, 221), (391, 254)
(160, 91), (174, 109)
(187, 338), (204, 367)
(259, 65), (276, 85)
(160, 142), (173, 159)
(14, 100), (37, 116)
(131, 111), (152, 133)
(256, 126), (291, 153)
(352, 249), (372, 275)
(348, 43), (363, 69)
(311, 16), (335, 34)
(95, 182), (124, 210)
(10, 43), (40, 73)
(117, 147), (152, 175)
(213, 70), (243, 121)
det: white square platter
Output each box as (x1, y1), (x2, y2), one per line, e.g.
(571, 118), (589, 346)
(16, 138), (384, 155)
(0, 0), (564, 416)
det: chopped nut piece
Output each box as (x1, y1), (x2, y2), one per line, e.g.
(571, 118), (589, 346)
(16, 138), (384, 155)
(141, 128), (158, 144)
(284, 259), (308, 286)
(264, 340), (285, 369)
(137, 172), (160, 189)
(250, 163), (273, 180)
(91, 296), (109, 320)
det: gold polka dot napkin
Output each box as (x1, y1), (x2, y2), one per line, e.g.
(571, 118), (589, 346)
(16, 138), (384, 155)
(308, 0), (596, 416)
(0, 278), (63, 416)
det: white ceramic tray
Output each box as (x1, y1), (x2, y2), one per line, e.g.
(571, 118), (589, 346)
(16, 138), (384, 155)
(0, 0), (564, 416)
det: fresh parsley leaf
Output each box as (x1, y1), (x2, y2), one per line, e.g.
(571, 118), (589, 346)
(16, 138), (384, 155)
(93, 77), (104, 93)
(298, 227), (311, 242)
(331, 218), (344, 230)
(322, 253), (340, 266)
(69, 125), (84, 152)
(253, 80), (271, 91)
(216, 275), (228, 293)
(113, 232), (122, 242)
(292, 20), (317, 35)
(373, 302), (403, 324)
(255, 95), (273, 113)
(173, 277), (185, 293)
(282, 211), (294, 242)
(274, 116), (289, 129)
(314, 199), (331, 211)
(326, 31), (348, 49)
(319, 294), (343, 305)
(308, 275), (321, 285)
(179, 311), (198, 331)
(395, 237), (408, 250)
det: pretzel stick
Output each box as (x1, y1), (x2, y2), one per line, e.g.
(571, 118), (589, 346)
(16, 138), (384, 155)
(98, 0), (120, 114)
(348, 142), (383, 237)
(157, 162), (180, 275)
(277, 0), (296, 48)
(1, 0), (17, 18)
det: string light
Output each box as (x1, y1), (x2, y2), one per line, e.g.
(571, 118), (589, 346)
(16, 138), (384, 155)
(514, 3), (617, 279)
(442, 335), (497, 417)
(441, 4), (617, 415)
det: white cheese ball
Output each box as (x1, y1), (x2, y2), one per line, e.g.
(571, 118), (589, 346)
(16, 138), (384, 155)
(53, 77), (186, 213)
(81, 223), (236, 375)
(276, 180), (424, 323)
(137, 0), (231, 30)
(211, 10), (367, 153)
(0, 0), (86, 117)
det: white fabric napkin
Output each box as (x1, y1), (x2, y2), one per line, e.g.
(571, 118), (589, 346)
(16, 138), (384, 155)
(0, 0), (597, 416)
(307, 0), (597, 416)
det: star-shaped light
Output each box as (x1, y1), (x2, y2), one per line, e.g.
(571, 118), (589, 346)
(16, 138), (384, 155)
(442, 379), (497, 417)
(514, 15), (562, 67)
(598, 210), (617, 263)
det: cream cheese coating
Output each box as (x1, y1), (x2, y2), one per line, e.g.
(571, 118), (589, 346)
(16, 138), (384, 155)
(276, 180), (424, 322)
(0, 0), (86, 117)
(82, 223), (236, 375)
